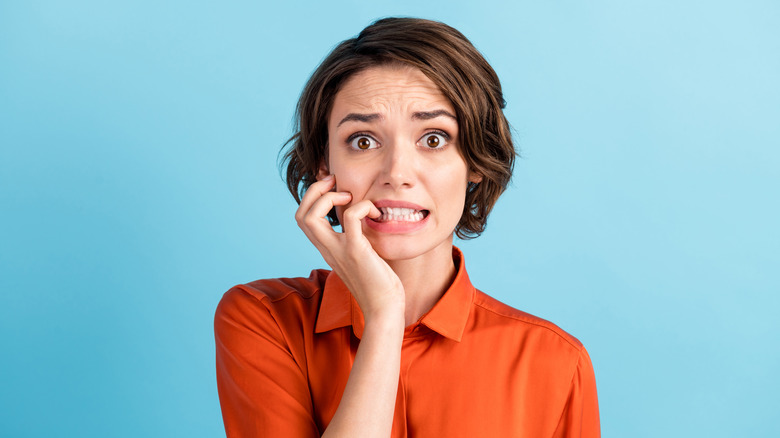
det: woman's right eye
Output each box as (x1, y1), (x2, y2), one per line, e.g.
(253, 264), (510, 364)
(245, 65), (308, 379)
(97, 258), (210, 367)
(348, 135), (379, 151)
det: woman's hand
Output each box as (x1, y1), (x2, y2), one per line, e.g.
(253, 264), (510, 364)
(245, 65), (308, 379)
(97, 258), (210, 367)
(295, 174), (405, 321)
(221, 182), (406, 437)
(297, 174), (405, 438)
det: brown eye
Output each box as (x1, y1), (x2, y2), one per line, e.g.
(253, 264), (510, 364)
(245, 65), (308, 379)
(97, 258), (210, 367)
(420, 132), (448, 149)
(350, 135), (377, 150)
(357, 137), (371, 149)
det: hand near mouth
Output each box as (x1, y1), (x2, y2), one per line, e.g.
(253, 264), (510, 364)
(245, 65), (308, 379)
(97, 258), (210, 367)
(295, 174), (406, 321)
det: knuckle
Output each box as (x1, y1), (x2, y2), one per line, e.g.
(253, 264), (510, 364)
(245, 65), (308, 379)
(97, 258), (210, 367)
(343, 208), (360, 221)
(303, 214), (319, 228)
(318, 192), (335, 204)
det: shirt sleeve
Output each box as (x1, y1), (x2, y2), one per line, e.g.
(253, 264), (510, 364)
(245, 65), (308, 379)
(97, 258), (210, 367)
(214, 287), (320, 438)
(552, 346), (601, 438)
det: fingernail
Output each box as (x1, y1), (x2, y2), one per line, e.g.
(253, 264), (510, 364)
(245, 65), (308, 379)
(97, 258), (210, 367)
(322, 174), (334, 181)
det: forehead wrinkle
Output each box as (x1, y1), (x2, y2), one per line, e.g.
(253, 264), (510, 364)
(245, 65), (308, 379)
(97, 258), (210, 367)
(335, 93), (453, 121)
(331, 66), (455, 129)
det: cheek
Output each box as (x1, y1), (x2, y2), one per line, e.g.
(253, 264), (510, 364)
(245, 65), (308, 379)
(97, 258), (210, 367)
(427, 167), (469, 217)
(329, 159), (372, 198)
(332, 172), (368, 198)
(330, 167), (372, 224)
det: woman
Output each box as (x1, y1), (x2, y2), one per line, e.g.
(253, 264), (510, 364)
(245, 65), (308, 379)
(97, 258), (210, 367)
(215, 17), (600, 438)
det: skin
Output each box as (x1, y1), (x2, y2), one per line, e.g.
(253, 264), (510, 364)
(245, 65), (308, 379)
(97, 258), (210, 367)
(295, 65), (481, 438)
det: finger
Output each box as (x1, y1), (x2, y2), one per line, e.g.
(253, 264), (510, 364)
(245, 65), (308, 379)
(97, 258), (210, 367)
(342, 200), (381, 241)
(295, 176), (336, 223)
(301, 191), (352, 245)
(306, 190), (352, 223)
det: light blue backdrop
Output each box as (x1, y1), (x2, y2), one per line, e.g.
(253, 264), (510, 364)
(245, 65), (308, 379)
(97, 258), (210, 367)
(1, 1), (778, 436)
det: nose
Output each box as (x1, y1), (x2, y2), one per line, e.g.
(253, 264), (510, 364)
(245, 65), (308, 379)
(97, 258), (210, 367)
(380, 141), (417, 190)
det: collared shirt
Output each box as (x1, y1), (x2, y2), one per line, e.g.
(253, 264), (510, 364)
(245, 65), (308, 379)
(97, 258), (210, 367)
(215, 248), (600, 437)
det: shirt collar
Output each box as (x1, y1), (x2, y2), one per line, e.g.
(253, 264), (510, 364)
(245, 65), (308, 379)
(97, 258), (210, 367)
(314, 246), (475, 342)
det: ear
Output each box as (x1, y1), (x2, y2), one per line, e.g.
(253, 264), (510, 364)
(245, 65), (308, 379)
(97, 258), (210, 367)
(468, 171), (483, 184)
(316, 160), (330, 181)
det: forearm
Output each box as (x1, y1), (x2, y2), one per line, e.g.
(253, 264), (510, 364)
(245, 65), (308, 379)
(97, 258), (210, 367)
(322, 311), (405, 438)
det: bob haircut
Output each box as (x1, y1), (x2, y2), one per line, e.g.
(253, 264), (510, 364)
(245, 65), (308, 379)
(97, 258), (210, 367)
(282, 17), (515, 239)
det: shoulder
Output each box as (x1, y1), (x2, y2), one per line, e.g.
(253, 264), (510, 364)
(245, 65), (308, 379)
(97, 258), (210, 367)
(218, 269), (329, 308)
(215, 269), (330, 332)
(471, 289), (584, 351)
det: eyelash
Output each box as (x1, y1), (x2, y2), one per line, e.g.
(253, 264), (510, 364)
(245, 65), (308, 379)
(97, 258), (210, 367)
(346, 130), (452, 151)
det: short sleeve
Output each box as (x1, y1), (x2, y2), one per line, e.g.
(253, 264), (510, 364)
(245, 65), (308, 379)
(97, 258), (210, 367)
(552, 347), (601, 438)
(214, 287), (319, 438)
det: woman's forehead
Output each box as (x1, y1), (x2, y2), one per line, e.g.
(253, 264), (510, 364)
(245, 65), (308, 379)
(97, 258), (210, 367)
(332, 65), (454, 116)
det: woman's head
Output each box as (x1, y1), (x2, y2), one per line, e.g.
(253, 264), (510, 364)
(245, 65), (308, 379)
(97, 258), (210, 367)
(283, 17), (515, 239)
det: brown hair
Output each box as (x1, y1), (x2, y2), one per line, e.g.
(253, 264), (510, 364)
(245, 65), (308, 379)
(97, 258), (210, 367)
(281, 17), (515, 239)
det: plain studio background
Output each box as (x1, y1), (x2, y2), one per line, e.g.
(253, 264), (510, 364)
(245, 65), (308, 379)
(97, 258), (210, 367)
(1, 1), (778, 436)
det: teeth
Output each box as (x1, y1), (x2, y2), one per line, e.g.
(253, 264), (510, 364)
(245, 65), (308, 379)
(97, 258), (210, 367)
(378, 207), (425, 222)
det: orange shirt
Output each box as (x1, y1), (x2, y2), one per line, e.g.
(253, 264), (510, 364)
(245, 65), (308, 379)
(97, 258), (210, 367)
(215, 248), (600, 437)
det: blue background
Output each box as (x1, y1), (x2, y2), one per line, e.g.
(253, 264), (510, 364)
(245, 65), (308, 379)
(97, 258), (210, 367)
(1, 1), (778, 436)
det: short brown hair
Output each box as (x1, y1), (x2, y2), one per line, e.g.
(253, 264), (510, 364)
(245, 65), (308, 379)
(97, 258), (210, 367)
(281, 17), (515, 239)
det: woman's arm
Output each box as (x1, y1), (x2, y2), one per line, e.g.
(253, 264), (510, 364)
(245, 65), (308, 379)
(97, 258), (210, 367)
(321, 310), (404, 438)
(552, 347), (600, 438)
(296, 174), (406, 438)
(215, 287), (321, 437)
(215, 283), (404, 438)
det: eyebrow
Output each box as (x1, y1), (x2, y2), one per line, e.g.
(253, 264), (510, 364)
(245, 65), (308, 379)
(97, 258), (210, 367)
(336, 109), (457, 127)
(337, 113), (381, 127)
(411, 109), (457, 121)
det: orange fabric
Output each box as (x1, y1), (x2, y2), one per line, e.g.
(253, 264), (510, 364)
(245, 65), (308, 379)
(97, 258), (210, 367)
(215, 248), (600, 437)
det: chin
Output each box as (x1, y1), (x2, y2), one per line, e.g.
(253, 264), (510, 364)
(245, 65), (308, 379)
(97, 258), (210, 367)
(368, 234), (453, 262)
(373, 244), (424, 262)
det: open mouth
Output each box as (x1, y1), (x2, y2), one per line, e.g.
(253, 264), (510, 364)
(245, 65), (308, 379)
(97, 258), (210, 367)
(375, 207), (429, 223)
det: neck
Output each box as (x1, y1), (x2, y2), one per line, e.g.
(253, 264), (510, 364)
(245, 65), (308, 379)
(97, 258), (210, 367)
(386, 241), (457, 326)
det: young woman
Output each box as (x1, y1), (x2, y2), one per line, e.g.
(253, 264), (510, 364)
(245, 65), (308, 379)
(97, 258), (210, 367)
(215, 17), (600, 438)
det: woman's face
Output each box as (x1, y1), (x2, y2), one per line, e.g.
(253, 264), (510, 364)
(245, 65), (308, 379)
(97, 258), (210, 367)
(322, 65), (480, 261)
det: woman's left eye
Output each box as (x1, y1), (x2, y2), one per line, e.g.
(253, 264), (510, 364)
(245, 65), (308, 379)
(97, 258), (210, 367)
(419, 131), (449, 149)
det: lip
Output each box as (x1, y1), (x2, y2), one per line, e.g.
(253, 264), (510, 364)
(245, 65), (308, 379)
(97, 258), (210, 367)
(365, 199), (430, 234)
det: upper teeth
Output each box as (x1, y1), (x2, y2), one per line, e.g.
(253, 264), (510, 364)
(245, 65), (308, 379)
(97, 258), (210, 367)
(381, 207), (417, 216)
(379, 207), (425, 222)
